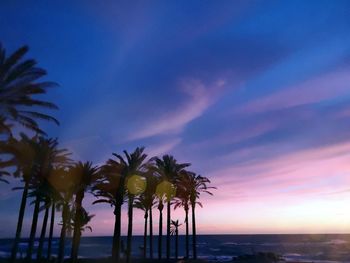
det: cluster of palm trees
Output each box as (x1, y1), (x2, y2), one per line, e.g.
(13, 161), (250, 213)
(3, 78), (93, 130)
(0, 44), (215, 262)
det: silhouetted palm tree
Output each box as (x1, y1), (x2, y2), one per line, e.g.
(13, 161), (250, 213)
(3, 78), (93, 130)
(5, 134), (41, 262)
(70, 161), (99, 263)
(25, 137), (70, 261)
(36, 182), (61, 260)
(46, 176), (61, 260)
(152, 155), (190, 259)
(134, 169), (158, 259)
(188, 173), (215, 259)
(174, 185), (190, 258)
(49, 167), (75, 263)
(134, 195), (148, 259)
(145, 170), (158, 259)
(115, 147), (148, 263)
(0, 44), (59, 135)
(93, 157), (126, 261)
(174, 173), (191, 259)
(170, 219), (182, 259)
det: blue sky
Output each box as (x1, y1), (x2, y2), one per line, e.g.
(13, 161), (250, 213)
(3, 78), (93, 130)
(1, 1), (350, 236)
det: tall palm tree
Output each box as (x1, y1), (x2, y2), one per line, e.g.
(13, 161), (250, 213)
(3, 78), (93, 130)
(149, 201), (154, 259)
(5, 134), (41, 262)
(174, 175), (191, 259)
(93, 157), (126, 261)
(134, 195), (148, 259)
(0, 44), (59, 135)
(36, 184), (59, 260)
(47, 185), (60, 260)
(170, 219), (182, 260)
(25, 137), (71, 261)
(37, 204), (50, 258)
(70, 161), (99, 263)
(188, 173), (215, 259)
(115, 147), (148, 263)
(174, 188), (190, 258)
(152, 155), (190, 259)
(50, 167), (75, 263)
(133, 169), (158, 259)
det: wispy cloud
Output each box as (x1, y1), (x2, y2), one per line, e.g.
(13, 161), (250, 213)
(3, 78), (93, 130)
(239, 69), (350, 114)
(127, 78), (226, 141)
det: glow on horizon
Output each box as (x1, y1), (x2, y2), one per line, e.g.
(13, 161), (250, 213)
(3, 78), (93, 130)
(80, 142), (350, 236)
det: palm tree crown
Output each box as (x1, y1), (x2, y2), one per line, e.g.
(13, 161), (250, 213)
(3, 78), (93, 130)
(0, 44), (59, 135)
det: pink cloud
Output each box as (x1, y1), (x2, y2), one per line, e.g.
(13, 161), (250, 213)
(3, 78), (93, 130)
(239, 69), (350, 113)
(206, 141), (350, 211)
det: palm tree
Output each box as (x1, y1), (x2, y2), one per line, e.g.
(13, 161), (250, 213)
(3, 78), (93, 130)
(152, 155), (190, 259)
(145, 171), (158, 259)
(50, 167), (75, 263)
(37, 204), (50, 258)
(174, 175), (191, 259)
(134, 195), (148, 259)
(47, 188), (59, 260)
(5, 134), (41, 262)
(0, 44), (59, 135)
(133, 169), (158, 259)
(70, 161), (99, 263)
(170, 220), (182, 259)
(25, 137), (71, 261)
(149, 200), (154, 259)
(115, 147), (148, 263)
(36, 186), (58, 260)
(93, 157), (126, 261)
(188, 173), (215, 259)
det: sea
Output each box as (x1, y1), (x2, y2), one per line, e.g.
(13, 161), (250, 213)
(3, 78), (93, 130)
(1, 234), (350, 262)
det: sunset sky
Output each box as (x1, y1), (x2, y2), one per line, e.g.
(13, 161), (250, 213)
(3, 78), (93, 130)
(1, 0), (350, 237)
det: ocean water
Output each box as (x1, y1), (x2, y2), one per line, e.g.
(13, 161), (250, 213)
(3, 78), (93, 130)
(1, 234), (350, 262)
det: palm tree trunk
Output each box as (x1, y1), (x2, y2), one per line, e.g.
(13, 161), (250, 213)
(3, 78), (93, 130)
(10, 181), (28, 263)
(158, 202), (163, 259)
(143, 210), (148, 258)
(27, 196), (41, 260)
(149, 206), (153, 259)
(185, 206), (189, 259)
(71, 191), (84, 263)
(37, 203), (49, 259)
(112, 202), (122, 260)
(175, 227), (178, 259)
(58, 202), (69, 263)
(191, 203), (197, 259)
(126, 195), (134, 263)
(47, 201), (55, 260)
(166, 201), (170, 259)
(71, 231), (81, 263)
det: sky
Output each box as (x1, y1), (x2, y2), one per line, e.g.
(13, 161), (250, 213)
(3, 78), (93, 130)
(1, 0), (350, 237)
